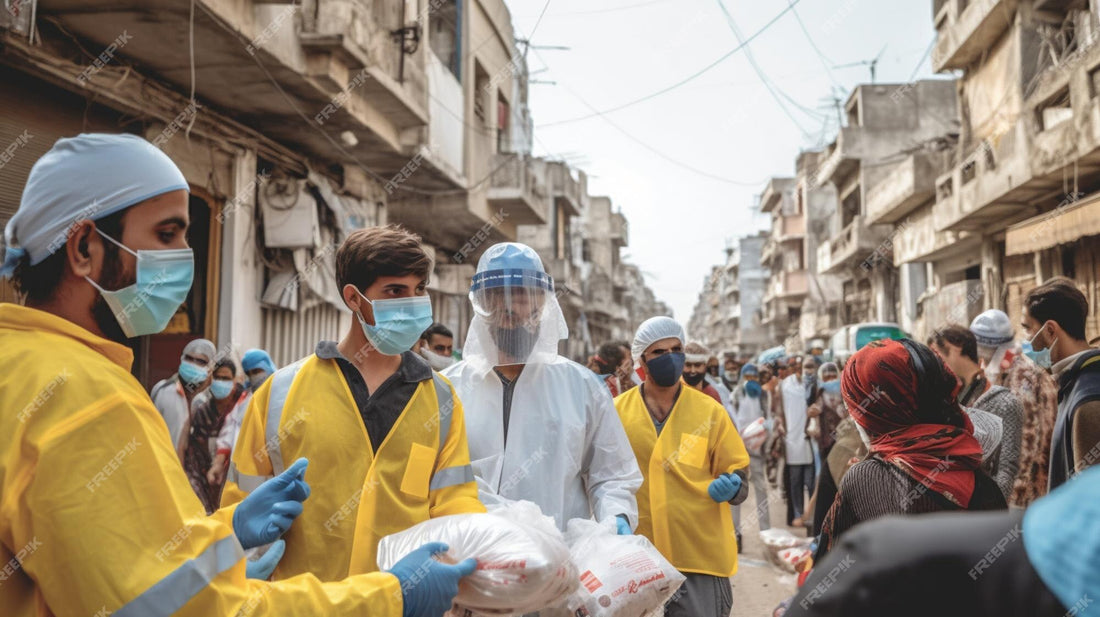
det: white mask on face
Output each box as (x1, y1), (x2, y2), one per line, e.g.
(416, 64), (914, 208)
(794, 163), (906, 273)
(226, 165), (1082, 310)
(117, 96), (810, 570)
(855, 422), (874, 451)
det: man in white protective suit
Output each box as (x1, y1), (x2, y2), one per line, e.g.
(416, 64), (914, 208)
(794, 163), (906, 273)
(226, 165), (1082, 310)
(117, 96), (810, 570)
(443, 243), (642, 540)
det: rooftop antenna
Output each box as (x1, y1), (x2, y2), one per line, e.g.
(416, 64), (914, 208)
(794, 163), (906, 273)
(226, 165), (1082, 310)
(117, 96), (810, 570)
(833, 44), (888, 83)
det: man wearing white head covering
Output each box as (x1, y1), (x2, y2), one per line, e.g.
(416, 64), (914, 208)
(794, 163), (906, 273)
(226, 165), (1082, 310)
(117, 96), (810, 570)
(971, 309), (1059, 507)
(150, 337), (216, 459)
(444, 242), (642, 538)
(614, 316), (750, 617)
(0, 133), (470, 616)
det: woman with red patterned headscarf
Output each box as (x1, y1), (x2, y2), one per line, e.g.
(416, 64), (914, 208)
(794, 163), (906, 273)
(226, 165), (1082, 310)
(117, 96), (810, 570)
(814, 338), (1007, 561)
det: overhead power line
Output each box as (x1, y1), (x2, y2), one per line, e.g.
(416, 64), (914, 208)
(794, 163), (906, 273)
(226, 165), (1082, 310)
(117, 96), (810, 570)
(537, 0), (802, 128)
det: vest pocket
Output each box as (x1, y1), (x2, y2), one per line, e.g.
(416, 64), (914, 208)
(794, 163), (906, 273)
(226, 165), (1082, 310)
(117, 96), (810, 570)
(677, 433), (707, 468)
(401, 442), (436, 499)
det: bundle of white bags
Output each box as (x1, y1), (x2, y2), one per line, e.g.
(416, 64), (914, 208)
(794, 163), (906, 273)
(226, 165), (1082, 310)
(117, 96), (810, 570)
(376, 500), (684, 616)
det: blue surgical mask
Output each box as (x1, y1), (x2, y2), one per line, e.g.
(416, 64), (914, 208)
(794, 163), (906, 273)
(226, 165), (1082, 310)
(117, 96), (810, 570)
(210, 379), (234, 400)
(85, 229), (194, 337)
(178, 360), (208, 385)
(355, 292), (434, 356)
(645, 352), (685, 388)
(1022, 324), (1057, 370)
(744, 380), (762, 398)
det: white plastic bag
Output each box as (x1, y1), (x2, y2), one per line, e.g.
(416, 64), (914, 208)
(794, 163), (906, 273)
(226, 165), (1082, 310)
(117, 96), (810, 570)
(759, 529), (812, 574)
(376, 500), (576, 616)
(559, 518), (685, 617)
(740, 417), (768, 452)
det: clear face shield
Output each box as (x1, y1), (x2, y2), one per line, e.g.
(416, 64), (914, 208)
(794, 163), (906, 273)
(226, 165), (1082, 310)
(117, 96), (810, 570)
(469, 268), (558, 366)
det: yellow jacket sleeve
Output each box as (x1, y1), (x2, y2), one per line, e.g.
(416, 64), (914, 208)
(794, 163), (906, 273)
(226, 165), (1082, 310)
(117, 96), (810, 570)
(9, 391), (403, 617)
(711, 403), (751, 477)
(429, 380), (486, 517)
(221, 380), (275, 508)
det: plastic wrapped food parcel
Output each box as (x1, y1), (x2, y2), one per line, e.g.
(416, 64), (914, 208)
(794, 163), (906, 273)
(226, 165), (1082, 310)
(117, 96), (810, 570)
(377, 500), (684, 616)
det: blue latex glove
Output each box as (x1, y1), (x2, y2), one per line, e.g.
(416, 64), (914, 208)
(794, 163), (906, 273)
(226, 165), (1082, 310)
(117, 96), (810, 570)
(615, 515), (632, 535)
(234, 458), (310, 549)
(707, 473), (743, 503)
(388, 542), (477, 617)
(245, 539), (285, 580)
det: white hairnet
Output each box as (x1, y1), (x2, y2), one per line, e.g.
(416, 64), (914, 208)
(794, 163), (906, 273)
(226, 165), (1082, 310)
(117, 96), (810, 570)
(1, 133), (188, 276)
(631, 317), (685, 360)
(462, 243), (567, 373)
(182, 338), (217, 363)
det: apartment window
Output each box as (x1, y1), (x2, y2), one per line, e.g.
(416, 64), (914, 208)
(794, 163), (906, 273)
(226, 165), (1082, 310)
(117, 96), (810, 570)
(937, 177), (954, 201)
(1090, 65), (1100, 99)
(429, 0), (461, 80)
(473, 62), (489, 124)
(1038, 86), (1072, 131)
(982, 139), (996, 170)
(497, 96), (510, 153)
(961, 160), (977, 184)
(841, 188), (860, 228)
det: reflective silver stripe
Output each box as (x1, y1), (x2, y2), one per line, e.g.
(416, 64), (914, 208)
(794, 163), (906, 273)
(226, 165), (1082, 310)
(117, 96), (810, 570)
(432, 373), (454, 450)
(228, 461), (271, 494)
(266, 360), (305, 475)
(429, 464), (474, 491)
(115, 534), (243, 617)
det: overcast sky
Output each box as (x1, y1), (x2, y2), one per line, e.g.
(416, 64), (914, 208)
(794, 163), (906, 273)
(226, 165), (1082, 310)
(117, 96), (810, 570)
(502, 0), (942, 332)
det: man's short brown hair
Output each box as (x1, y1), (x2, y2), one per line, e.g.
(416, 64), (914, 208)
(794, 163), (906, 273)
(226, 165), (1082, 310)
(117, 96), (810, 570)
(928, 324), (978, 363)
(1025, 276), (1089, 341)
(335, 224), (432, 291)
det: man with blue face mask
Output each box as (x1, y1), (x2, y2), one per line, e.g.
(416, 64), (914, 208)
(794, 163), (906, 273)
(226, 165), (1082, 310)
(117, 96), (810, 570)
(730, 362), (771, 550)
(223, 224), (485, 582)
(151, 337), (215, 459)
(614, 317), (750, 617)
(1021, 277), (1100, 491)
(0, 134), (475, 616)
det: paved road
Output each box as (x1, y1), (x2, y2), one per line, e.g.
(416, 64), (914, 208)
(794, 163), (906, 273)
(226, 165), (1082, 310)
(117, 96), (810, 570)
(728, 482), (805, 617)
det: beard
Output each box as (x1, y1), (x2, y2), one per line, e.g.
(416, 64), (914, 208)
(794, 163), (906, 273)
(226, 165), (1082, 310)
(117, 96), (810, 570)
(90, 244), (133, 344)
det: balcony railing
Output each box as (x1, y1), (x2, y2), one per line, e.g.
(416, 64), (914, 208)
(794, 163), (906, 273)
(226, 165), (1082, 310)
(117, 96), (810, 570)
(932, 0), (1016, 72)
(549, 162), (582, 217)
(610, 212), (629, 247)
(817, 216), (891, 274)
(488, 153), (549, 225)
(866, 152), (941, 225)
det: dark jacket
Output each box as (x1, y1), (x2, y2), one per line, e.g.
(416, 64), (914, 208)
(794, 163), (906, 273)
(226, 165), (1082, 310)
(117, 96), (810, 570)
(1049, 348), (1100, 490)
(787, 510), (1065, 617)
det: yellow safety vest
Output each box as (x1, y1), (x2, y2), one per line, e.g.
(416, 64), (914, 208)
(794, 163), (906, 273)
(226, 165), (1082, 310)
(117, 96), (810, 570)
(222, 353), (484, 581)
(0, 304), (403, 617)
(614, 385), (750, 577)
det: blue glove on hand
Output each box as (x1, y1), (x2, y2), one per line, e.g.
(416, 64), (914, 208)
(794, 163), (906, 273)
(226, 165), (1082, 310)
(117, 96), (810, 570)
(245, 539), (285, 580)
(707, 473), (743, 503)
(234, 458), (310, 549)
(615, 515), (632, 535)
(388, 542), (477, 617)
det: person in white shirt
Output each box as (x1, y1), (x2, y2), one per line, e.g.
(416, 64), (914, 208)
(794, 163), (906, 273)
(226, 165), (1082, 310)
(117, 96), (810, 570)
(730, 363), (771, 549)
(780, 355), (815, 527)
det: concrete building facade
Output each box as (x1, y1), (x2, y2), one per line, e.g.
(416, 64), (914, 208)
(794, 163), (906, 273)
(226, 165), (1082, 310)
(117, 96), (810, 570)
(0, 0), (666, 382)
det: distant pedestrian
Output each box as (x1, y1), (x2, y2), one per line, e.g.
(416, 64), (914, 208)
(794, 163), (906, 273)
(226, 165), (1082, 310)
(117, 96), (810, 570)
(731, 363), (771, 548)
(588, 341), (627, 398)
(779, 354), (814, 528)
(970, 309), (1057, 507)
(929, 325), (1022, 500)
(683, 341), (724, 404)
(185, 358), (245, 513)
(150, 338), (215, 460)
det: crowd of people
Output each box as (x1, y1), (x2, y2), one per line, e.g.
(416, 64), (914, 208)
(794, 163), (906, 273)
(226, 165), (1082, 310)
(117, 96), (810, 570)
(1, 133), (1099, 617)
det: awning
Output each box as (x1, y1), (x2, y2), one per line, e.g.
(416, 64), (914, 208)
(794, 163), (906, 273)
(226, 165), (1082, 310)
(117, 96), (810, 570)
(1006, 192), (1100, 256)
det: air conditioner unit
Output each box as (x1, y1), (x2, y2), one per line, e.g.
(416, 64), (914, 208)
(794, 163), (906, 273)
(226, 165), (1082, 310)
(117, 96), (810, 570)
(261, 177), (319, 249)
